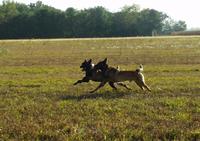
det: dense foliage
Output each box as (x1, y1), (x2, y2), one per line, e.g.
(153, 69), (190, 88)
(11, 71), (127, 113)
(0, 0), (187, 39)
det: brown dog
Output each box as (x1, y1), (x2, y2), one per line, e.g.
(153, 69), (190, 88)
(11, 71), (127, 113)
(90, 58), (151, 93)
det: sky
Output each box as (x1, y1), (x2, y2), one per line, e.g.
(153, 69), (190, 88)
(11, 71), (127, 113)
(1, 0), (200, 29)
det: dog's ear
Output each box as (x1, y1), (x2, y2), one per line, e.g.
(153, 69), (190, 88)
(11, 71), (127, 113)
(88, 59), (92, 64)
(103, 58), (107, 63)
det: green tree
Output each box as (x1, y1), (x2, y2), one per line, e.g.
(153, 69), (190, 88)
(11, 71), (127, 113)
(0, 1), (187, 38)
(33, 7), (65, 38)
(84, 7), (112, 37)
(137, 9), (167, 36)
(0, 0), (19, 22)
(161, 18), (187, 35)
(111, 4), (140, 36)
(173, 20), (187, 32)
(64, 7), (78, 37)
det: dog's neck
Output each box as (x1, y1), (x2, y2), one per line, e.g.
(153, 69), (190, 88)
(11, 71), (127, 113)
(93, 63), (108, 73)
(98, 65), (108, 73)
(84, 65), (94, 76)
(101, 67), (108, 73)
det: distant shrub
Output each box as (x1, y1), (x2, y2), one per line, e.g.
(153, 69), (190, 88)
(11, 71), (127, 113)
(171, 30), (200, 35)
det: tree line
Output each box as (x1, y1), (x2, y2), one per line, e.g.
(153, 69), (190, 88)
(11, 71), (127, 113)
(0, 0), (187, 39)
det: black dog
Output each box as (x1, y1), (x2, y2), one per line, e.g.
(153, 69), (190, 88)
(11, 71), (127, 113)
(74, 59), (117, 90)
(74, 59), (131, 93)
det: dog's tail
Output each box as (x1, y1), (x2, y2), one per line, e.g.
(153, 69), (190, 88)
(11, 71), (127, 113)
(136, 64), (143, 72)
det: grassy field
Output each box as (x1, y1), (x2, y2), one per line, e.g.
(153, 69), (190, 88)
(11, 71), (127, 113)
(0, 36), (200, 140)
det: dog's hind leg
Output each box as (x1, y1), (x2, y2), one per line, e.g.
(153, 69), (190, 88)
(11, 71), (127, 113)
(117, 82), (131, 90)
(142, 82), (151, 92)
(90, 81), (107, 93)
(108, 82), (117, 90)
(135, 80), (151, 92)
(135, 81), (145, 91)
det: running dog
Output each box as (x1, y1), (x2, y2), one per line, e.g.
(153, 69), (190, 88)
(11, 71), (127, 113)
(74, 59), (131, 92)
(90, 58), (151, 93)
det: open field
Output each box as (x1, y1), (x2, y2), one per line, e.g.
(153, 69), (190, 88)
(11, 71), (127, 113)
(0, 36), (200, 140)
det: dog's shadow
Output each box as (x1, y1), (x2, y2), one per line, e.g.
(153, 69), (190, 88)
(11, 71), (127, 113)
(60, 91), (132, 101)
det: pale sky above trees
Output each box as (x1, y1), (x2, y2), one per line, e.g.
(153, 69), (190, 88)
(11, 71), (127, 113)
(1, 0), (199, 29)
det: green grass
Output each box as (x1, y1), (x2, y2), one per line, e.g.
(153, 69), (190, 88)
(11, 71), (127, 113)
(0, 36), (200, 140)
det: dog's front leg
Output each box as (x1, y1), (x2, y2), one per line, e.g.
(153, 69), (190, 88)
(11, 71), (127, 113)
(74, 77), (89, 85)
(117, 82), (131, 90)
(90, 81), (107, 93)
(108, 82), (117, 90)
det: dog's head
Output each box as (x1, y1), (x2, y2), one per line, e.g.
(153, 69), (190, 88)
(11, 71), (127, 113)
(80, 59), (92, 71)
(136, 64), (143, 72)
(93, 58), (108, 72)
